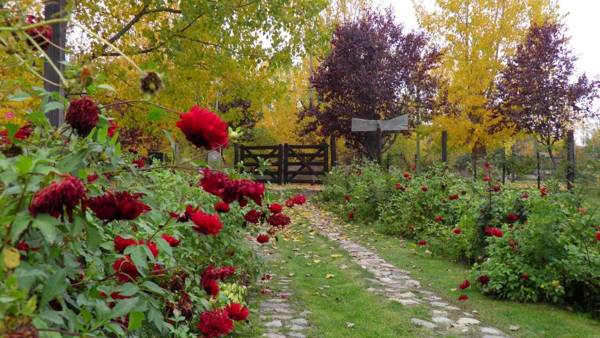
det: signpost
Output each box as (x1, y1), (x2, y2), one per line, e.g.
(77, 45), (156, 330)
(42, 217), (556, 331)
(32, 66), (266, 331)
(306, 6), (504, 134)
(351, 115), (409, 163)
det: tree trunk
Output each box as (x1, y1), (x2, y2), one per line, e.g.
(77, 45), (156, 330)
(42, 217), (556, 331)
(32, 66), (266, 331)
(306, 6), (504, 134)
(547, 145), (557, 175)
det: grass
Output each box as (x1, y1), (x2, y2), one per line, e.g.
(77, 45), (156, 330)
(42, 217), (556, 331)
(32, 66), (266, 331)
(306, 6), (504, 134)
(260, 213), (436, 338)
(326, 208), (600, 338)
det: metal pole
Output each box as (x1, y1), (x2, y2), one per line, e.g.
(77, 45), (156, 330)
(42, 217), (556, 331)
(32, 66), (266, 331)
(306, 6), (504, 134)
(44, 0), (67, 127)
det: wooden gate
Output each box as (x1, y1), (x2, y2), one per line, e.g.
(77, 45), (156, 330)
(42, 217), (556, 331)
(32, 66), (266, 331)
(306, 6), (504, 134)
(235, 143), (329, 184)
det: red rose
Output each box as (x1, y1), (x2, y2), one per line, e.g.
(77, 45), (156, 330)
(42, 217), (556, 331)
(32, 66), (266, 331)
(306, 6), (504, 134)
(25, 15), (53, 50)
(214, 201), (230, 213)
(244, 210), (262, 224)
(459, 279), (470, 290)
(483, 175), (491, 182)
(66, 97), (100, 137)
(88, 191), (151, 222)
(110, 292), (131, 300)
(191, 211), (223, 236)
(16, 241), (30, 252)
(267, 213), (290, 227)
(170, 205), (199, 222)
(161, 234), (181, 247)
(112, 256), (140, 283)
(484, 227), (503, 238)
(197, 309), (234, 338)
(478, 275), (490, 285)
(492, 184), (502, 192)
(132, 157), (146, 169)
(506, 213), (520, 223)
(395, 183), (405, 191)
(540, 186), (549, 197)
(434, 215), (444, 223)
(269, 203), (283, 214)
(107, 120), (118, 137)
(452, 228), (462, 235)
(520, 272), (529, 281)
(202, 277), (220, 297)
(292, 194), (306, 205)
(348, 211), (354, 220)
(449, 194), (459, 200)
(417, 239), (427, 246)
(256, 234), (269, 244)
(458, 294), (469, 301)
(87, 173), (99, 183)
(344, 195), (352, 202)
(596, 232), (600, 241)
(403, 171), (412, 180)
(176, 105), (228, 150)
(225, 303), (249, 321)
(29, 175), (86, 221)
(113, 235), (138, 253)
(0, 123), (33, 145)
(200, 168), (229, 197)
(285, 199), (295, 208)
(138, 240), (159, 257)
(421, 185), (428, 192)
(521, 192), (529, 200)
(483, 161), (491, 171)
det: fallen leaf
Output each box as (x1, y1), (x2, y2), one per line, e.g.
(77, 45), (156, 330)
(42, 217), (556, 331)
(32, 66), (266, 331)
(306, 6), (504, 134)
(346, 322), (355, 329)
(2, 247), (20, 269)
(509, 325), (520, 331)
(325, 274), (335, 279)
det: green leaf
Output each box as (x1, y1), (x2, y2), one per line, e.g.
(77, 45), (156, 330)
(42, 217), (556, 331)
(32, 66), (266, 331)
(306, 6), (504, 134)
(128, 245), (147, 276)
(10, 212), (32, 243)
(128, 311), (144, 330)
(41, 270), (67, 305)
(86, 223), (102, 252)
(156, 237), (172, 257)
(9, 91), (31, 102)
(148, 107), (166, 122)
(14, 155), (35, 176)
(33, 214), (59, 244)
(142, 281), (165, 295)
(110, 297), (138, 319)
(43, 101), (64, 113)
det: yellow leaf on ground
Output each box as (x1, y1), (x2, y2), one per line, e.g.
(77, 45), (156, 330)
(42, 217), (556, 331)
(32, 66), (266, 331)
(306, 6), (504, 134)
(325, 274), (335, 279)
(2, 247), (20, 269)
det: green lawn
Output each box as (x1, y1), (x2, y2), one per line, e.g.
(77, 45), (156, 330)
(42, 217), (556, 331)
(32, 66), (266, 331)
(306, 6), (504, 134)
(264, 215), (434, 338)
(327, 210), (600, 338)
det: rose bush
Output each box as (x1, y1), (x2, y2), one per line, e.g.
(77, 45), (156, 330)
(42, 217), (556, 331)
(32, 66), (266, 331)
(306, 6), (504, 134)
(0, 86), (292, 336)
(320, 162), (600, 312)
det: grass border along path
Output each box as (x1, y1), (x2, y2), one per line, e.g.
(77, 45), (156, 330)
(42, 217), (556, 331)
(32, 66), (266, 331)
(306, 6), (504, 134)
(318, 203), (600, 338)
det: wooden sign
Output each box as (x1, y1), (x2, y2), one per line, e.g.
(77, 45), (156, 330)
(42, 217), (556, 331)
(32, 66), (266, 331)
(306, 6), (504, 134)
(351, 115), (408, 132)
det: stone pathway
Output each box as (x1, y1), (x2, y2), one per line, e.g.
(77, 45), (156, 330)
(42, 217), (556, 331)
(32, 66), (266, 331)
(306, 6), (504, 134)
(257, 248), (311, 337)
(299, 203), (510, 338)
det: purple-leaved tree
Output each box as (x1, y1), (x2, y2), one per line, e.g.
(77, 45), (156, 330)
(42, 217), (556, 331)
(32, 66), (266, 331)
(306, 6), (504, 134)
(299, 9), (441, 154)
(493, 21), (599, 171)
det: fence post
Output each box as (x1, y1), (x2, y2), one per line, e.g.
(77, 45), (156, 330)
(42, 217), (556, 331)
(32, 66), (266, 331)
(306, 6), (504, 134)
(282, 144), (289, 184)
(566, 130), (575, 189)
(441, 131), (448, 163)
(278, 144), (284, 185)
(323, 142), (329, 175)
(44, 0), (67, 127)
(330, 134), (337, 167)
(536, 150), (541, 189)
(375, 126), (382, 165)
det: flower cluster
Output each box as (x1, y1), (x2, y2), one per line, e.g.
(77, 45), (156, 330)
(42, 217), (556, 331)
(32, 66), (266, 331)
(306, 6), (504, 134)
(191, 211), (223, 235)
(200, 168), (265, 206)
(87, 191), (151, 222)
(484, 226), (504, 238)
(201, 265), (236, 297)
(66, 97), (100, 137)
(285, 194), (307, 207)
(0, 123), (32, 145)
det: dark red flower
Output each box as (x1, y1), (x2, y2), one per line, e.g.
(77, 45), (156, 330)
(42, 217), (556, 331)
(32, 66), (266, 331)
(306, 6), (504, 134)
(113, 235), (138, 253)
(449, 194), (459, 200)
(87, 173), (99, 183)
(492, 184), (502, 192)
(214, 201), (230, 213)
(483, 175), (491, 182)
(520, 272), (529, 281)
(16, 241), (29, 252)
(540, 186), (549, 197)
(170, 205), (199, 222)
(484, 227), (504, 238)
(285, 199), (295, 208)
(421, 185), (428, 192)
(197, 309), (234, 338)
(506, 213), (520, 223)
(269, 203), (283, 214)
(459, 279), (471, 290)
(256, 234), (269, 244)
(110, 292), (131, 300)
(344, 195), (352, 202)
(112, 256), (140, 283)
(244, 210), (262, 224)
(417, 239), (427, 246)
(29, 175), (86, 221)
(191, 211), (223, 235)
(434, 215), (444, 223)
(138, 240), (159, 257)
(478, 275), (490, 285)
(395, 183), (405, 191)
(66, 97), (100, 137)
(483, 161), (491, 171)
(521, 192), (529, 200)
(107, 120), (118, 137)
(225, 303), (249, 321)
(267, 213), (290, 227)
(25, 15), (53, 50)
(596, 232), (600, 241)
(403, 171), (412, 180)
(161, 234), (181, 247)
(178, 291), (194, 320)
(458, 294), (469, 301)
(200, 168), (229, 197)
(348, 211), (354, 220)
(292, 194), (306, 205)
(0, 123), (33, 145)
(176, 105), (228, 150)
(202, 277), (220, 296)
(132, 157), (146, 169)
(236, 179), (265, 206)
(87, 191), (151, 222)
(452, 228), (462, 235)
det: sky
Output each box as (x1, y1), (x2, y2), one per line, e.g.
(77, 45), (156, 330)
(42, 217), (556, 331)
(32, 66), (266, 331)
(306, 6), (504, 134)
(374, 0), (600, 139)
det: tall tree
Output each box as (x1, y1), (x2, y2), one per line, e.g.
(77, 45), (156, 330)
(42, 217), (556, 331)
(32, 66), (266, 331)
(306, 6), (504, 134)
(492, 21), (599, 170)
(299, 9), (440, 154)
(415, 0), (558, 153)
